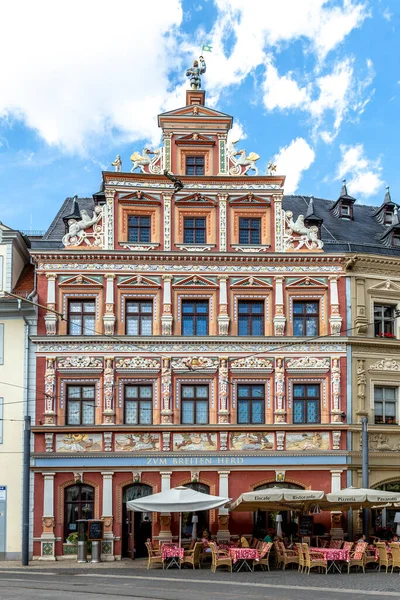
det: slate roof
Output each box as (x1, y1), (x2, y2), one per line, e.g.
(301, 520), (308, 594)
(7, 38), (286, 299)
(31, 192), (400, 257)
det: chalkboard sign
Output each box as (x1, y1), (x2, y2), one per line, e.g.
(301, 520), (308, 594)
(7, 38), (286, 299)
(298, 515), (314, 537)
(88, 520), (104, 541)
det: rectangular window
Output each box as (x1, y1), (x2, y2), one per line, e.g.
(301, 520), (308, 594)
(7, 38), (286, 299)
(237, 384), (264, 424)
(183, 217), (206, 244)
(124, 385), (152, 425)
(181, 384), (209, 424)
(293, 384), (320, 424)
(68, 300), (96, 336)
(67, 385), (95, 425)
(128, 215), (151, 243)
(0, 397), (3, 444)
(126, 300), (153, 335)
(185, 156), (204, 176)
(238, 301), (264, 336)
(182, 300), (209, 336)
(239, 218), (261, 245)
(374, 386), (397, 425)
(293, 301), (319, 336)
(374, 304), (395, 337)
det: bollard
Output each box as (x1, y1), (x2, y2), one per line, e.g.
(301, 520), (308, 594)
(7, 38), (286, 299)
(77, 520), (88, 563)
(91, 540), (101, 563)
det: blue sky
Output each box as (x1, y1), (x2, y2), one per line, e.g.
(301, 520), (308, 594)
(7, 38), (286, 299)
(0, 0), (398, 231)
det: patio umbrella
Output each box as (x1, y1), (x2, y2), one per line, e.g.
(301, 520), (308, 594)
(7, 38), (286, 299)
(127, 486), (230, 547)
(325, 487), (400, 510)
(230, 488), (325, 512)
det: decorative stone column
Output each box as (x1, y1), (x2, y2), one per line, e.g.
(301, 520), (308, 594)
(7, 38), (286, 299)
(101, 472), (115, 561)
(274, 195), (284, 252)
(163, 132), (172, 172)
(40, 473), (56, 560)
(44, 273), (58, 335)
(329, 277), (342, 336)
(103, 274), (116, 335)
(161, 275), (173, 335)
(103, 357), (115, 424)
(330, 470), (344, 539)
(159, 472), (172, 542)
(163, 194), (172, 251)
(44, 357), (56, 425)
(217, 471), (230, 542)
(104, 189), (115, 250)
(218, 194), (228, 252)
(356, 359), (368, 421)
(217, 276), (229, 335)
(355, 277), (368, 335)
(273, 277), (285, 335)
(217, 134), (227, 175)
(330, 357), (342, 423)
(274, 358), (286, 423)
(161, 358), (172, 424)
(218, 357), (230, 424)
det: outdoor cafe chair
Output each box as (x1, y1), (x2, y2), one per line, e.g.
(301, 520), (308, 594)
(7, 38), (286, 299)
(254, 542), (272, 571)
(389, 542), (400, 573)
(181, 541), (203, 570)
(145, 541), (163, 570)
(295, 543), (305, 573)
(277, 541), (299, 570)
(342, 541), (353, 552)
(329, 539), (343, 549)
(209, 541), (232, 573)
(302, 543), (327, 575)
(347, 541), (367, 574)
(376, 542), (393, 573)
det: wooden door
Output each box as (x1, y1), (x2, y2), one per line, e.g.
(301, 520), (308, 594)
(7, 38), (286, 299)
(127, 510), (135, 560)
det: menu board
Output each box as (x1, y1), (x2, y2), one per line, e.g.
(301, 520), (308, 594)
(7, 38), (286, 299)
(298, 515), (313, 537)
(88, 520), (104, 541)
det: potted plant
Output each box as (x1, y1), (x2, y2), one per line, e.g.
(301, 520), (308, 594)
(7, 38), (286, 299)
(63, 532), (79, 555)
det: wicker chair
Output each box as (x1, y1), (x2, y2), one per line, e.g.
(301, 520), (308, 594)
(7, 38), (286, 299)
(145, 541), (163, 569)
(181, 541), (203, 569)
(347, 541), (367, 573)
(376, 542), (393, 573)
(302, 536), (311, 546)
(278, 541), (299, 570)
(342, 541), (353, 552)
(295, 543), (305, 572)
(254, 542), (272, 571)
(209, 541), (232, 573)
(302, 543), (327, 575)
(389, 542), (400, 573)
(329, 539), (343, 549)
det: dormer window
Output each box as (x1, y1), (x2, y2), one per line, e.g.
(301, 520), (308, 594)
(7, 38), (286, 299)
(340, 204), (351, 218)
(384, 209), (393, 225)
(392, 233), (400, 247)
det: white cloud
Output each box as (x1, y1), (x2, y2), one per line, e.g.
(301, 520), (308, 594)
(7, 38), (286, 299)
(336, 144), (383, 197)
(227, 120), (247, 145)
(262, 62), (310, 110)
(0, 0), (183, 153)
(274, 138), (315, 194)
(383, 8), (392, 21)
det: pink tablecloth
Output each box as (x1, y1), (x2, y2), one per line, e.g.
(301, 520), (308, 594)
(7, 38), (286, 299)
(309, 547), (349, 562)
(229, 548), (259, 564)
(161, 546), (184, 560)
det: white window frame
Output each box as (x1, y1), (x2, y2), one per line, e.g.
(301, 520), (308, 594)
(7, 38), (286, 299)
(373, 384), (398, 425)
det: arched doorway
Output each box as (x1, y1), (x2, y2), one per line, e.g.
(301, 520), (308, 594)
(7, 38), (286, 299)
(122, 483), (152, 559)
(64, 484), (94, 541)
(373, 481), (400, 535)
(253, 482), (304, 538)
(181, 482), (210, 540)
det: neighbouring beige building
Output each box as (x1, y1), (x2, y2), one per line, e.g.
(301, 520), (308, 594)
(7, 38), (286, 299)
(0, 223), (36, 560)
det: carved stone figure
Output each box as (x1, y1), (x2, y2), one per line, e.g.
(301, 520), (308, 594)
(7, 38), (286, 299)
(62, 206), (103, 247)
(115, 357), (160, 371)
(172, 356), (216, 371)
(58, 356), (103, 370)
(130, 148), (162, 174)
(357, 360), (366, 410)
(186, 56), (206, 89)
(286, 356), (329, 370)
(283, 211), (323, 251)
(369, 359), (400, 372)
(111, 155), (122, 172)
(267, 161), (277, 175)
(230, 356), (273, 370)
(227, 138), (260, 176)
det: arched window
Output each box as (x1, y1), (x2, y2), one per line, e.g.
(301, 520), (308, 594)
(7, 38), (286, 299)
(182, 482), (210, 539)
(374, 481), (400, 532)
(64, 484), (94, 540)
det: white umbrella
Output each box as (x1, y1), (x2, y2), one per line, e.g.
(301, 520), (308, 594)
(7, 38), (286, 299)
(326, 487), (400, 509)
(127, 486), (230, 547)
(230, 488), (325, 512)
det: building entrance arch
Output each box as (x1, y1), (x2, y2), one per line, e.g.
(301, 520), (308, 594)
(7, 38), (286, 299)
(181, 482), (210, 540)
(253, 482), (304, 538)
(122, 483), (153, 559)
(373, 480), (400, 534)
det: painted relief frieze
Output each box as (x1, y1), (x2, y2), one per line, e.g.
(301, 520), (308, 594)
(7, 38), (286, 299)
(56, 433), (102, 452)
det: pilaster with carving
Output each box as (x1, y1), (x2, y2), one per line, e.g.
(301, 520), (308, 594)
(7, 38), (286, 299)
(218, 357), (230, 424)
(273, 277), (285, 335)
(44, 273), (58, 335)
(274, 358), (286, 423)
(355, 277), (368, 335)
(103, 274), (116, 335)
(218, 134), (227, 175)
(163, 132), (172, 172)
(163, 194), (172, 251)
(103, 357), (115, 424)
(218, 193), (228, 251)
(161, 275), (173, 335)
(329, 277), (342, 336)
(274, 196), (284, 252)
(44, 358), (56, 425)
(104, 188), (115, 250)
(217, 276), (229, 335)
(161, 358), (172, 424)
(330, 357), (342, 423)
(356, 359), (368, 420)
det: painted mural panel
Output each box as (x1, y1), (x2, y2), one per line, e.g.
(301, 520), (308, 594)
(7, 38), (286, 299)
(173, 433), (217, 451)
(230, 432), (274, 451)
(286, 432), (330, 451)
(56, 433), (102, 452)
(115, 433), (160, 451)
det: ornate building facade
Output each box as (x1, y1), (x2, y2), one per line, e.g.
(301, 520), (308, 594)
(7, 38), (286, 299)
(30, 86), (351, 560)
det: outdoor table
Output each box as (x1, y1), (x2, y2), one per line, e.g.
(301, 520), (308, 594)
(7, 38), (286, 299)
(162, 545), (184, 569)
(229, 547), (259, 572)
(309, 547), (350, 573)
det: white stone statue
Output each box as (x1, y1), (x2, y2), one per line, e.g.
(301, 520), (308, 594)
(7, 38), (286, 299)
(62, 206), (103, 247)
(130, 147), (162, 174)
(283, 211), (323, 251)
(227, 138), (260, 176)
(111, 155), (122, 172)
